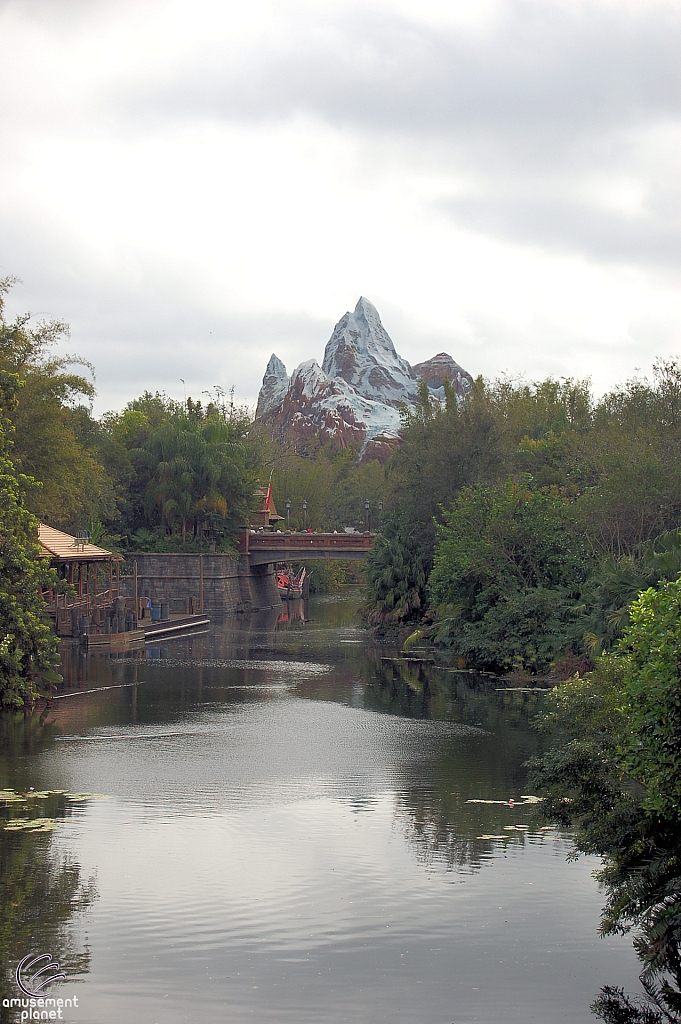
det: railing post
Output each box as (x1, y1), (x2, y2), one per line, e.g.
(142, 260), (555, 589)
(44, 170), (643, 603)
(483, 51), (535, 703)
(134, 560), (139, 625)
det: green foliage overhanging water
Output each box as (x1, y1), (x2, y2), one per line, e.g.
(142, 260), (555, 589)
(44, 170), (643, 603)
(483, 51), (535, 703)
(529, 580), (681, 1021)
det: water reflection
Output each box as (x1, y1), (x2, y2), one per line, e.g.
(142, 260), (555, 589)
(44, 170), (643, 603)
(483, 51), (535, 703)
(5, 592), (566, 879)
(0, 819), (96, 1021)
(0, 589), (638, 1023)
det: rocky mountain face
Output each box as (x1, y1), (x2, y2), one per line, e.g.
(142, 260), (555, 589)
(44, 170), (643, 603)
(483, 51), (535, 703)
(321, 297), (419, 407)
(255, 297), (472, 460)
(255, 353), (289, 421)
(412, 352), (473, 399)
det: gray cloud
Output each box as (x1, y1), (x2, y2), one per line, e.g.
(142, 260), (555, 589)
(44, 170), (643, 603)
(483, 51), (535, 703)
(0, 221), (328, 414)
(0, 0), (678, 410)
(440, 191), (681, 267)
(131, 3), (679, 148)
(100, 1), (680, 268)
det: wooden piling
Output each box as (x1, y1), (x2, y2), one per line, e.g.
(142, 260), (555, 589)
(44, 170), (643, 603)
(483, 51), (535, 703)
(134, 560), (139, 625)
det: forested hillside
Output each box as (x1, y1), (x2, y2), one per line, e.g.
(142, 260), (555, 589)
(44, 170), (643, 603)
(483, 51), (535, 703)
(364, 366), (681, 672)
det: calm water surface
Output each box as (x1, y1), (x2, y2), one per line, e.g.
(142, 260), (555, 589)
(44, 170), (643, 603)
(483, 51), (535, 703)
(0, 591), (639, 1023)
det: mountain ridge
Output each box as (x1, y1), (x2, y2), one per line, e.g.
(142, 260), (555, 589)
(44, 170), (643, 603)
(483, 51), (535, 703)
(255, 298), (472, 459)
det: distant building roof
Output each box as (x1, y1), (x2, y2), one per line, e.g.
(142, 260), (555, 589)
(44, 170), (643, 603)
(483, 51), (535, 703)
(252, 486), (285, 523)
(37, 524), (120, 562)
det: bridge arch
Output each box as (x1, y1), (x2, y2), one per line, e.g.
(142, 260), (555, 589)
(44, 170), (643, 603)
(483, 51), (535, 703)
(242, 531), (375, 566)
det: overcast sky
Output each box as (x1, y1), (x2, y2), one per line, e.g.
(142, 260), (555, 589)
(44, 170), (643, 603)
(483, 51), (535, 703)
(0, 0), (679, 415)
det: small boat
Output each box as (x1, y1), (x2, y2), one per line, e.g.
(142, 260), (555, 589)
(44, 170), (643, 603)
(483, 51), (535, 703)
(277, 566), (306, 599)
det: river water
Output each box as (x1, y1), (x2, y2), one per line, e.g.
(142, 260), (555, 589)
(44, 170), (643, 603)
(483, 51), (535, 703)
(1, 591), (640, 1023)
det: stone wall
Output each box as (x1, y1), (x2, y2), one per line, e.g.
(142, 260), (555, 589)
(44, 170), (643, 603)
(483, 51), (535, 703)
(118, 553), (280, 614)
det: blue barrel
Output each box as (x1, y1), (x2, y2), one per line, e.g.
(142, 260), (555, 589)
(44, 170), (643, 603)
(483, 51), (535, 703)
(151, 604), (161, 621)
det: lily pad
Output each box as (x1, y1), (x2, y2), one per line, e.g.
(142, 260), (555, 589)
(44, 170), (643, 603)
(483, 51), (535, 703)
(2, 817), (62, 833)
(62, 792), (109, 801)
(0, 790), (26, 804)
(466, 795), (544, 806)
(466, 799), (513, 805)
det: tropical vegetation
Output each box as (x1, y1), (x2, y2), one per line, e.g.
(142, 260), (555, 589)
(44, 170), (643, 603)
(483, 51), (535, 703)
(529, 580), (681, 1021)
(364, 359), (681, 674)
(0, 370), (61, 707)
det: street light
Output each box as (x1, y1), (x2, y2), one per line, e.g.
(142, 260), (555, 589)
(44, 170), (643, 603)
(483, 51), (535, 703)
(377, 500), (383, 530)
(286, 498), (291, 531)
(364, 498), (370, 533)
(302, 499), (308, 531)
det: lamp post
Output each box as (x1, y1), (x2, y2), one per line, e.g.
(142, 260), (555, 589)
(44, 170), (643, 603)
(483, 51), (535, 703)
(364, 498), (370, 533)
(377, 500), (383, 530)
(286, 498), (291, 531)
(302, 499), (308, 531)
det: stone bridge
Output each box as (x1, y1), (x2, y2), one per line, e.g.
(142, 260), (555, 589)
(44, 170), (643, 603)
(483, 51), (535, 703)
(242, 531), (375, 566)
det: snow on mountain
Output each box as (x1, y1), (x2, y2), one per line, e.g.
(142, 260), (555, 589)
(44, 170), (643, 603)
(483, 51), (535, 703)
(321, 296), (418, 408)
(255, 353), (289, 420)
(270, 358), (402, 450)
(255, 298), (472, 459)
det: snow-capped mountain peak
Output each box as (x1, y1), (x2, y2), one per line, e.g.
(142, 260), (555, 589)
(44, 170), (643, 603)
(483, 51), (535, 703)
(255, 298), (473, 460)
(321, 297), (417, 408)
(255, 353), (289, 420)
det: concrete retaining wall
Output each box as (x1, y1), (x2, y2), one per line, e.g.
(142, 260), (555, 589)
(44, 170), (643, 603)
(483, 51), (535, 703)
(118, 553), (280, 614)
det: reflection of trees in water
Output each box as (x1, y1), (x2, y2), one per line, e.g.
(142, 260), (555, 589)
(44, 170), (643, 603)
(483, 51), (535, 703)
(395, 794), (490, 873)
(395, 786), (550, 874)
(363, 659), (440, 720)
(364, 657), (548, 733)
(0, 830), (96, 1022)
(364, 660), (549, 873)
(0, 709), (63, 775)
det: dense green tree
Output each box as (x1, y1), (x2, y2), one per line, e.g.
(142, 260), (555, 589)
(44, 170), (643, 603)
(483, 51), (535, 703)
(0, 372), (61, 707)
(424, 479), (590, 671)
(387, 375), (593, 529)
(362, 514), (433, 624)
(362, 374), (595, 630)
(529, 580), (681, 1021)
(91, 392), (259, 549)
(363, 362), (681, 667)
(387, 375), (507, 528)
(622, 579), (681, 820)
(0, 278), (113, 531)
(569, 530), (681, 657)
(574, 360), (681, 557)
(144, 404), (256, 544)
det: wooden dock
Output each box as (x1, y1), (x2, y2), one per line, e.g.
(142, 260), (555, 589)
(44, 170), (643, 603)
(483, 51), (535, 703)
(140, 614), (210, 640)
(84, 614), (210, 649)
(85, 630), (146, 650)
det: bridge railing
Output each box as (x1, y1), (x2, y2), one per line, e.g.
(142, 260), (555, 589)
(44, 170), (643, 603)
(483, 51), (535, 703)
(246, 532), (375, 552)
